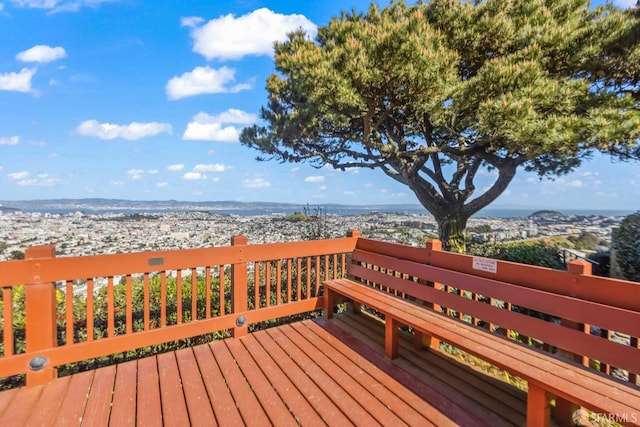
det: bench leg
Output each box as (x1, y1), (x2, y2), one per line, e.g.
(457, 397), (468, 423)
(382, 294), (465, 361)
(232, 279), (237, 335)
(324, 287), (334, 319)
(385, 317), (399, 359)
(413, 331), (440, 350)
(554, 398), (580, 427)
(527, 383), (551, 427)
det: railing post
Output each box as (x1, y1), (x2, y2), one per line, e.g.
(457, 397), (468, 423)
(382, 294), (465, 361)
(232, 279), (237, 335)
(230, 235), (248, 338)
(345, 230), (362, 314)
(414, 239), (442, 350)
(24, 245), (58, 386)
(555, 259), (592, 427)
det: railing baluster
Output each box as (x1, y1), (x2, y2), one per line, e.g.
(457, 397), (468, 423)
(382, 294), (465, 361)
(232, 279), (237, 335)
(306, 257), (311, 299)
(205, 266), (211, 319)
(143, 273), (150, 331)
(107, 276), (115, 338)
(86, 278), (94, 342)
(286, 259), (292, 303)
(276, 260), (282, 305)
(219, 266), (225, 316)
(297, 258), (302, 301)
(160, 271), (167, 327)
(191, 268), (197, 321)
(254, 262), (260, 309)
(65, 280), (73, 345)
(265, 262), (271, 307)
(315, 256), (321, 297)
(176, 272), (182, 324)
(2, 287), (13, 356)
(126, 275), (133, 335)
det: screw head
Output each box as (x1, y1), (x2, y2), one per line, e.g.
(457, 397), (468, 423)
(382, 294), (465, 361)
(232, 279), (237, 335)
(28, 356), (47, 371)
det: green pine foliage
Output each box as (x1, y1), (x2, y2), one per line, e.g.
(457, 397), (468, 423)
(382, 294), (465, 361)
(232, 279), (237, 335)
(612, 211), (640, 282)
(241, 0), (640, 252)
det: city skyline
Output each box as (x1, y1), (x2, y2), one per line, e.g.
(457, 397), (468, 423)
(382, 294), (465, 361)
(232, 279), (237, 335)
(1, 0), (638, 210)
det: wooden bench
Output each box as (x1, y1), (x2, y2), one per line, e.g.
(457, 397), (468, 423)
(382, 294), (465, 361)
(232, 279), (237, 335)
(323, 237), (640, 427)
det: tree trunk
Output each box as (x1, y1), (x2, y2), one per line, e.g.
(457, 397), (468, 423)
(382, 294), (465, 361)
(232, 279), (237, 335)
(436, 213), (469, 253)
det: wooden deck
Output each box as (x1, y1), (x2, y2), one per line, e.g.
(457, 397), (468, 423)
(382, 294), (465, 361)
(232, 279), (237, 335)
(0, 313), (527, 426)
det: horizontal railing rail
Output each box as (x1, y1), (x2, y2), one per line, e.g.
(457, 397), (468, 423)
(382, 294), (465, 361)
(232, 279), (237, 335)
(0, 232), (360, 386)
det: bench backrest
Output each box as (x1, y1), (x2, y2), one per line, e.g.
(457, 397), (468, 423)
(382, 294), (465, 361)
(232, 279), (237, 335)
(348, 238), (640, 384)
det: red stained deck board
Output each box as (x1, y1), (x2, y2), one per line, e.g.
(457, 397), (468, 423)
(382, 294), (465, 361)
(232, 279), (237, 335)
(174, 348), (217, 427)
(0, 384), (42, 426)
(109, 359), (138, 427)
(53, 370), (95, 427)
(282, 322), (409, 426)
(226, 337), (298, 427)
(293, 320), (438, 427)
(252, 328), (353, 425)
(81, 364), (116, 427)
(240, 334), (327, 427)
(192, 343), (243, 425)
(157, 351), (190, 426)
(136, 356), (162, 427)
(209, 339), (271, 427)
(266, 326), (380, 427)
(25, 375), (71, 427)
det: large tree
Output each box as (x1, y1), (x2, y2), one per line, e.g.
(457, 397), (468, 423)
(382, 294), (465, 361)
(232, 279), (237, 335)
(240, 0), (640, 252)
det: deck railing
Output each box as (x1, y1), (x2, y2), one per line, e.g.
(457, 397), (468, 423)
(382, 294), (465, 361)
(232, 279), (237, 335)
(0, 231), (360, 386)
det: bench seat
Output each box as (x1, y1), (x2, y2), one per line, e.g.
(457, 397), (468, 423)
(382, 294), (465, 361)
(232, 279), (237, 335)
(324, 274), (640, 427)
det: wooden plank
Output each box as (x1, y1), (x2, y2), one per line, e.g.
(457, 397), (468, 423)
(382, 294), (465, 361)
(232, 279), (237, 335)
(328, 280), (640, 416)
(174, 348), (217, 427)
(294, 320), (442, 427)
(53, 371), (95, 426)
(192, 343), (244, 425)
(252, 328), (353, 425)
(109, 359), (137, 427)
(82, 364), (116, 427)
(328, 313), (524, 426)
(24, 375), (70, 426)
(225, 338), (298, 426)
(265, 326), (380, 426)
(0, 387), (18, 420)
(157, 351), (190, 426)
(240, 334), (326, 427)
(0, 384), (42, 426)
(136, 356), (162, 427)
(53, 370), (95, 426)
(284, 321), (410, 425)
(209, 339), (271, 427)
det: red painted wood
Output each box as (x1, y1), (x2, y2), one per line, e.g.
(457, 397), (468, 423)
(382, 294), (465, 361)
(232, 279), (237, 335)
(81, 364), (116, 427)
(109, 360), (137, 427)
(192, 343), (243, 425)
(0, 384), (42, 426)
(23, 375), (70, 426)
(53, 370), (95, 426)
(136, 356), (162, 427)
(157, 351), (190, 426)
(175, 348), (217, 427)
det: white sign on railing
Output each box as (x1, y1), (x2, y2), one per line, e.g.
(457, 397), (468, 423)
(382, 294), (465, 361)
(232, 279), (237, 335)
(472, 257), (498, 274)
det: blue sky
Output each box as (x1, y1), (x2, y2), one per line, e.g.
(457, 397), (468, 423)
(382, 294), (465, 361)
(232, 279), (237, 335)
(0, 0), (638, 210)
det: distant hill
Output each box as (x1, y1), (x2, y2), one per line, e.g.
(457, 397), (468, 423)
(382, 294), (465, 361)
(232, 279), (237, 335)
(529, 210), (564, 218)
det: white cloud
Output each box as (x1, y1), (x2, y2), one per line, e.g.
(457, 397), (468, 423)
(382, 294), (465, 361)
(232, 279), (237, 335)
(7, 171), (61, 186)
(167, 164), (184, 171)
(242, 178), (270, 189)
(8, 171), (30, 180)
(188, 8), (317, 61)
(181, 16), (204, 28)
(566, 180), (585, 188)
(182, 109), (257, 142)
(75, 119), (172, 140)
(183, 172), (206, 180)
(193, 163), (229, 172)
(16, 45), (67, 63)
(0, 68), (36, 93)
(127, 169), (144, 180)
(166, 66), (252, 100)
(9, 0), (116, 13)
(156, 182), (168, 188)
(304, 176), (325, 183)
(147, 169), (159, 175)
(0, 136), (19, 145)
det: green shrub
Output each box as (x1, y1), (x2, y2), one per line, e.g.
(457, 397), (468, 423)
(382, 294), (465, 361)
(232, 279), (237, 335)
(469, 241), (564, 269)
(612, 211), (640, 282)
